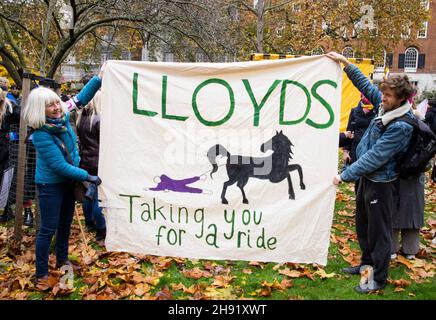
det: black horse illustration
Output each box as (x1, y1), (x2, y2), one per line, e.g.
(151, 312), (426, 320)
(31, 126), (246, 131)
(207, 131), (305, 204)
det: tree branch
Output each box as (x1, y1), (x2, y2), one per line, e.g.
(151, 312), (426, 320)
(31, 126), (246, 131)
(0, 12), (43, 45)
(0, 17), (26, 68)
(265, 0), (294, 12)
(0, 50), (22, 86)
(239, 1), (257, 15)
(0, 44), (20, 68)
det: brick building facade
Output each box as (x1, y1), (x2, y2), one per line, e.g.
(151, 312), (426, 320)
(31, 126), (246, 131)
(372, 0), (435, 93)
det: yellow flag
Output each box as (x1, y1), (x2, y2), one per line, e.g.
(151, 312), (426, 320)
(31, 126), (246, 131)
(341, 58), (375, 131)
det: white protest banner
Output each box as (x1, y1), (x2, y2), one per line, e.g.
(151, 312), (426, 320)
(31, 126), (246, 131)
(99, 55), (342, 264)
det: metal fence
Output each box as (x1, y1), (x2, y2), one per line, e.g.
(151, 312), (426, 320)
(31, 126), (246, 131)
(7, 124), (37, 211)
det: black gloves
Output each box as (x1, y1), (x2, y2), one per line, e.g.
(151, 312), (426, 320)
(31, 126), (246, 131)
(86, 175), (102, 186)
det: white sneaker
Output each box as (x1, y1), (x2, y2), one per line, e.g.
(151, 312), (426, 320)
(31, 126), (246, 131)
(405, 254), (415, 260)
(432, 237), (436, 245)
(390, 253), (397, 260)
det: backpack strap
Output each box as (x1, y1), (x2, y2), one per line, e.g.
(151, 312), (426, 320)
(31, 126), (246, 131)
(382, 114), (436, 139)
(381, 115), (417, 134)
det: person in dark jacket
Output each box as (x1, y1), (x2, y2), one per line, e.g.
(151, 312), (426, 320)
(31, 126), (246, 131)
(343, 94), (377, 164)
(0, 88), (20, 222)
(23, 68), (104, 289)
(425, 99), (436, 182)
(391, 173), (424, 260)
(342, 94), (376, 193)
(77, 91), (106, 242)
(328, 51), (415, 294)
(2, 84), (37, 226)
(6, 84), (20, 107)
(390, 99), (428, 260)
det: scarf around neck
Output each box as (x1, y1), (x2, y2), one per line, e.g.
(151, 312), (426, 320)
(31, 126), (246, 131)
(42, 115), (68, 133)
(376, 102), (412, 126)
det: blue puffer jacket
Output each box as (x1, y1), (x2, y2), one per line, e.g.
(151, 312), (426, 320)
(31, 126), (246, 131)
(340, 64), (413, 182)
(32, 76), (101, 183)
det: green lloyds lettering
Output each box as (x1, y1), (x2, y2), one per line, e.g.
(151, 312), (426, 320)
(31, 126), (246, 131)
(306, 80), (337, 129)
(279, 80), (311, 125)
(161, 75), (188, 121)
(243, 79), (281, 127)
(192, 78), (235, 126)
(132, 73), (158, 117)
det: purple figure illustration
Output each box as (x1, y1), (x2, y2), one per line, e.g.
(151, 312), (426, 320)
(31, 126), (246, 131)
(146, 174), (211, 194)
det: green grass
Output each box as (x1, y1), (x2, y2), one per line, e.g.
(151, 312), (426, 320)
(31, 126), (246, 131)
(2, 166), (434, 300)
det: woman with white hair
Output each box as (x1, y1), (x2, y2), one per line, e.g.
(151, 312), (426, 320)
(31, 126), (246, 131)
(23, 69), (103, 288)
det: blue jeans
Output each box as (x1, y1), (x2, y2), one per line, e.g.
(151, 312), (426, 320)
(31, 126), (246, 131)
(82, 189), (105, 230)
(35, 182), (75, 278)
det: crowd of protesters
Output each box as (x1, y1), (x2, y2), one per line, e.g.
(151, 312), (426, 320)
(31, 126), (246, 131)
(0, 52), (435, 293)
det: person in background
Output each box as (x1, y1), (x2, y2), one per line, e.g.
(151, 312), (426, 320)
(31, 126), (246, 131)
(0, 77), (9, 91)
(342, 94), (376, 191)
(391, 95), (425, 261)
(339, 130), (354, 148)
(424, 99), (436, 183)
(4, 83), (36, 227)
(0, 87), (21, 222)
(77, 91), (106, 242)
(6, 84), (20, 107)
(23, 66), (104, 289)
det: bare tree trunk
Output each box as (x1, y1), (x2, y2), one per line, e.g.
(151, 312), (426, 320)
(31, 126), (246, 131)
(40, 0), (57, 75)
(256, 0), (265, 53)
(8, 71), (31, 256)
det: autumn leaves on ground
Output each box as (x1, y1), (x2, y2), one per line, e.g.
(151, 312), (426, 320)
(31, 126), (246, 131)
(0, 180), (435, 300)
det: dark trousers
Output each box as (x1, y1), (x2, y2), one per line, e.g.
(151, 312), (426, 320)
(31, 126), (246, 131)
(35, 182), (75, 277)
(355, 177), (395, 284)
(83, 189), (105, 230)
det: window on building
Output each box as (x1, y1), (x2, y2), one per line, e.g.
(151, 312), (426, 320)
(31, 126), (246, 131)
(163, 52), (174, 62)
(339, 26), (347, 38)
(276, 22), (285, 38)
(228, 5), (239, 21)
(404, 47), (418, 72)
(122, 51), (131, 60)
(342, 46), (354, 58)
(311, 47), (324, 55)
(293, 3), (301, 12)
(418, 21), (428, 38)
(101, 53), (108, 63)
(401, 25), (411, 39)
(196, 52), (206, 62)
(375, 50), (386, 73)
(321, 20), (329, 32)
(421, 0), (429, 9)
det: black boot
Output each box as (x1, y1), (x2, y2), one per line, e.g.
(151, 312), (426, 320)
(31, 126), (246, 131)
(24, 208), (34, 227)
(95, 228), (106, 242)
